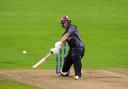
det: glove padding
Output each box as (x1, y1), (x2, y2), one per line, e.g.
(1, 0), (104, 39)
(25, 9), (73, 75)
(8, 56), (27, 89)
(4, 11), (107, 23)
(50, 47), (59, 55)
(55, 41), (62, 49)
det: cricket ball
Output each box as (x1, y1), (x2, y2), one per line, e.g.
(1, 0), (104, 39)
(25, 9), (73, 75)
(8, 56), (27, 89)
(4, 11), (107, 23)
(22, 50), (27, 54)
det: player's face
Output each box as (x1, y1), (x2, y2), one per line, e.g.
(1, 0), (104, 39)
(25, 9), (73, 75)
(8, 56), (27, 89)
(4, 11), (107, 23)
(62, 22), (68, 29)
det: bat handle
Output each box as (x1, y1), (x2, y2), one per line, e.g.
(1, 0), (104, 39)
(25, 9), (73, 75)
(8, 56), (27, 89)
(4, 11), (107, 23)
(50, 51), (53, 54)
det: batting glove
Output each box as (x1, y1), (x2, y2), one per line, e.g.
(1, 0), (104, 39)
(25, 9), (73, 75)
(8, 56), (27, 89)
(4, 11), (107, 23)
(50, 47), (59, 55)
(55, 41), (62, 49)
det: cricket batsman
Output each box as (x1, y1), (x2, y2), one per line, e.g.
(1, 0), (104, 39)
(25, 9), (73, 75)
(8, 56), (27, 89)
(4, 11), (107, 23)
(51, 16), (85, 80)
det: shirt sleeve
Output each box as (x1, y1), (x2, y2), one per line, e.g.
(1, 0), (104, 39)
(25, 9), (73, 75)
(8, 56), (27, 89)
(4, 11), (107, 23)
(66, 26), (76, 36)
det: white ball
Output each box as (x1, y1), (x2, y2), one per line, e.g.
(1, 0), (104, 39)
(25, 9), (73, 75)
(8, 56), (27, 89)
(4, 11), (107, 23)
(22, 50), (27, 54)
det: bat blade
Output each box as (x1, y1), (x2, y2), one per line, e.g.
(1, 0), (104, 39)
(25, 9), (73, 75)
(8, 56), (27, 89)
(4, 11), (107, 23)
(32, 52), (52, 68)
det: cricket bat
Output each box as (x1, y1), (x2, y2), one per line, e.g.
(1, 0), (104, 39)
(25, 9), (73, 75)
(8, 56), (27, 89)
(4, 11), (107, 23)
(32, 52), (53, 68)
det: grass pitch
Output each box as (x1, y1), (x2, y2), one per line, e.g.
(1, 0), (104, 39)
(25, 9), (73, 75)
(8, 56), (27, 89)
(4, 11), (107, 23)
(0, 0), (128, 69)
(0, 79), (41, 89)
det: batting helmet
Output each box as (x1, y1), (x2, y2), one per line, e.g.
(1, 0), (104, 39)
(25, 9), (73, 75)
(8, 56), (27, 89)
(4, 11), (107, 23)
(60, 16), (71, 24)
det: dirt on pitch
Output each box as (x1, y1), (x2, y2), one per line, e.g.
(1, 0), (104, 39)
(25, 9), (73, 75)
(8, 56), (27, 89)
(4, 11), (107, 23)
(0, 68), (128, 89)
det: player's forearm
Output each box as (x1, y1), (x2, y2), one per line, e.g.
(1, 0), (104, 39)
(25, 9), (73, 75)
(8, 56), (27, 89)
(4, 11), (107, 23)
(60, 33), (69, 46)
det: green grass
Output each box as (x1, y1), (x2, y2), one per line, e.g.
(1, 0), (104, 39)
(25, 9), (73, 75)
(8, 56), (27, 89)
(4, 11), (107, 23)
(0, 79), (41, 89)
(0, 0), (128, 69)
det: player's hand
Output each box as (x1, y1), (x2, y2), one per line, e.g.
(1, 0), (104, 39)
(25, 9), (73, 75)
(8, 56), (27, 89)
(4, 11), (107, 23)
(50, 47), (59, 55)
(55, 41), (62, 49)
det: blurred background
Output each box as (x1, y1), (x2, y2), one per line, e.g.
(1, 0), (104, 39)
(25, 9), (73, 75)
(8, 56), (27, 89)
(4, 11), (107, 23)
(0, 0), (128, 69)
